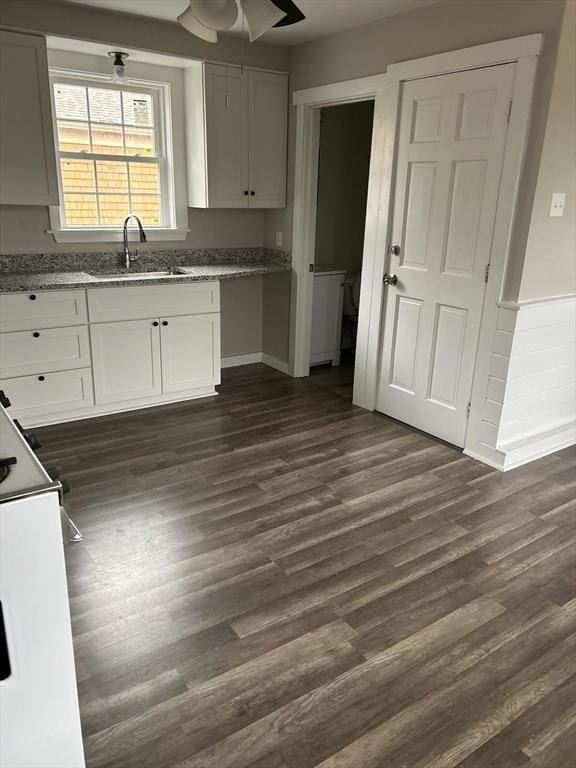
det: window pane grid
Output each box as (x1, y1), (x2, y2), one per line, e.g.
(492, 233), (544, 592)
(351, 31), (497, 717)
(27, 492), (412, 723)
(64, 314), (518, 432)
(53, 80), (163, 228)
(60, 157), (162, 227)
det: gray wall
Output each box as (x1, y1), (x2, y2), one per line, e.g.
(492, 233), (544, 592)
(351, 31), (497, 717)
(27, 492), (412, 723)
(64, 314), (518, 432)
(262, 272), (291, 363)
(221, 277), (263, 359)
(315, 101), (374, 273)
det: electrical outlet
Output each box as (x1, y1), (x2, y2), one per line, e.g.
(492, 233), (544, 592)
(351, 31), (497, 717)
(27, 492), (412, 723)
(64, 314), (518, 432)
(275, 231), (283, 247)
(550, 192), (566, 217)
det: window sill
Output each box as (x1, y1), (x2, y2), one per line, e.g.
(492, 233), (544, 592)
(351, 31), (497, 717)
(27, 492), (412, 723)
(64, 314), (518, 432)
(48, 228), (190, 244)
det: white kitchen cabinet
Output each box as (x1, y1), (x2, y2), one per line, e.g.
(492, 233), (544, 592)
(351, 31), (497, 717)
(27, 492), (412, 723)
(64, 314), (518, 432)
(0, 31), (59, 206)
(310, 271), (346, 367)
(87, 282), (219, 323)
(0, 325), (91, 378)
(185, 63), (287, 209)
(160, 314), (220, 394)
(0, 289), (87, 332)
(0, 368), (94, 420)
(90, 319), (162, 405)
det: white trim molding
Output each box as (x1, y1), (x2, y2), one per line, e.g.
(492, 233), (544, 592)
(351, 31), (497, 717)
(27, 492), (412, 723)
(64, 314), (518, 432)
(464, 295), (576, 470)
(221, 353), (263, 368)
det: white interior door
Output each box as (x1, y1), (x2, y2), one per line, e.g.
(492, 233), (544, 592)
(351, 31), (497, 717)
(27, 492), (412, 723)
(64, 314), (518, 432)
(377, 63), (515, 446)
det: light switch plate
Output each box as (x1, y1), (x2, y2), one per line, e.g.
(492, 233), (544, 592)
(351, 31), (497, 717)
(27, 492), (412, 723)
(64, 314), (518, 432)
(550, 192), (566, 217)
(275, 231), (283, 247)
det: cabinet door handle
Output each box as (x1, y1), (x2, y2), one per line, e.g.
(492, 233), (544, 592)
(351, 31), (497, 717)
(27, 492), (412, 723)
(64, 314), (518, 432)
(33, 331), (40, 338)
(38, 375), (45, 382)
(250, 191), (255, 196)
(29, 294), (36, 301)
(162, 321), (169, 326)
(243, 190), (249, 196)
(152, 321), (159, 326)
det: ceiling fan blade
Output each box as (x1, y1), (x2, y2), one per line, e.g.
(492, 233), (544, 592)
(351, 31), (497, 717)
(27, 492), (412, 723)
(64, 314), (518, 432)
(272, 0), (305, 27)
(239, 0), (287, 42)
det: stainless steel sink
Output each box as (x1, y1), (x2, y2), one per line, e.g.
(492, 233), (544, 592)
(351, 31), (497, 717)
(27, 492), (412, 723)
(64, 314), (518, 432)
(91, 270), (183, 280)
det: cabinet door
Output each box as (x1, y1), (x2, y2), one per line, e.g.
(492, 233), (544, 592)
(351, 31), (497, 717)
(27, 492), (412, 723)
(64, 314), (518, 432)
(0, 31), (59, 205)
(205, 64), (249, 208)
(247, 70), (288, 208)
(310, 273), (345, 365)
(160, 314), (220, 394)
(90, 320), (162, 404)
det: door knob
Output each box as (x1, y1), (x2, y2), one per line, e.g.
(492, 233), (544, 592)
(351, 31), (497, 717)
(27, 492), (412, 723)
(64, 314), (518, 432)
(390, 245), (401, 255)
(383, 273), (398, 286)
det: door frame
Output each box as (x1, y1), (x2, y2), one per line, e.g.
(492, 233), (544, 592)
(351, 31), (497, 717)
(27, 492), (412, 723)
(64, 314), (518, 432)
(289, 33), (541, 463)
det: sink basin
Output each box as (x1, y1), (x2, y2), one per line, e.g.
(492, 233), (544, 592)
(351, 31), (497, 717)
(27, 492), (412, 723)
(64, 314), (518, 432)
(91, 270), (183, 280)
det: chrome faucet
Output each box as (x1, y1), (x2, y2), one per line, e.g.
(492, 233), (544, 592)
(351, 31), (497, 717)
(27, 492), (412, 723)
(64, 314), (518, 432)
(122, 214), (147, 270)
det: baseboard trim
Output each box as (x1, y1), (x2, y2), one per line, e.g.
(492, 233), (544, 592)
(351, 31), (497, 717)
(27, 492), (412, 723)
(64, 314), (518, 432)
(261, 353), (290, 375)
(498, 420), (576, 470)
(24, 388), (218, 429)
(221, 353), (263, 368)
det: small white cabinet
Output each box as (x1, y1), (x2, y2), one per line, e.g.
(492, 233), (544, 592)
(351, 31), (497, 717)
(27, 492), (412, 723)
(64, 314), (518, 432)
(310, 271), (346, 367)
(90, 319), (162, 405)
(160, 314), (220, 394)
(0, 31), (59, 206)
(185, 63), (288, 209)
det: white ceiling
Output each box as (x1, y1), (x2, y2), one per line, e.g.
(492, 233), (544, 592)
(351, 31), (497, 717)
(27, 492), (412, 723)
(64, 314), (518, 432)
(64, 0), (442, 46)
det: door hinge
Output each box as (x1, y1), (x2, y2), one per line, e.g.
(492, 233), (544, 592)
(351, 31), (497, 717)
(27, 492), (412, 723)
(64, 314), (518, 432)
(484, 263), (491, 283)
(466, 401), (471, 418)
(507, 101), (513, 122)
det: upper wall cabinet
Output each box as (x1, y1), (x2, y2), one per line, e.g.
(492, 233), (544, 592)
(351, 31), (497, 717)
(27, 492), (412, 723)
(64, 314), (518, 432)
(185, 63), (288, 209)
(0, 31), (59, 206)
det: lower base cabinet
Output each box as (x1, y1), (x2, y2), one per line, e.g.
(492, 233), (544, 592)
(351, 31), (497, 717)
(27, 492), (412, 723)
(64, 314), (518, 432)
(0, 282), (222, 426)
(0, 368), (94, 421)
(91, 313), (220, 404)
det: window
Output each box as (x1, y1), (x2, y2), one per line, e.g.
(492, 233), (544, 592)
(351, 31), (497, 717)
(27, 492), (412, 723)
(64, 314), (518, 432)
(49, 71), (185, 241)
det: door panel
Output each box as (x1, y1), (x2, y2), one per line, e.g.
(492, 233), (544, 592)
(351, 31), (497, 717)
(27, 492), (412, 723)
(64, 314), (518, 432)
(205, 64), (248, 208)
(247, 70), (288, 208)
(377, 63), (515, 446)
(91, 320), (161, 404)
(160, 314), (220, 394)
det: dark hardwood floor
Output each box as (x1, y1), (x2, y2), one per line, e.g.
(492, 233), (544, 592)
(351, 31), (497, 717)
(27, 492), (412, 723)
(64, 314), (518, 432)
(36, 364), (576, 768)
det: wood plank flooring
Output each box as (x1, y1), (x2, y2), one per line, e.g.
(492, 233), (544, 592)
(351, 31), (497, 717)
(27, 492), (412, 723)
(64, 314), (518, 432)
(36, 363), (576, 768)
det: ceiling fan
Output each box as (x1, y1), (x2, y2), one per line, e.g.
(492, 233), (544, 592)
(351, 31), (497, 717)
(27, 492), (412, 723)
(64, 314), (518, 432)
(178, 0), (305, 43)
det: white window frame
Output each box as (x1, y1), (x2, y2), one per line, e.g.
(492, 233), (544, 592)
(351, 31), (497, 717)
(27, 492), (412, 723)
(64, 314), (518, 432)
(48, 68), (188, 242)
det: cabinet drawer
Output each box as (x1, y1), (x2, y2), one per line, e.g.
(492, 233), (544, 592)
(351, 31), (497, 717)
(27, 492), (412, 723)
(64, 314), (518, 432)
(87, 282), (220, 323)
(0, 290), (87, 332)
(0, 325), (91, 378)
(0, 368), (94, 420)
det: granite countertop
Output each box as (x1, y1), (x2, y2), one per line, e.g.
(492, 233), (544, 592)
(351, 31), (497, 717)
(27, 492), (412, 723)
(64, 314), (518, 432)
(0, 263), (291, 292)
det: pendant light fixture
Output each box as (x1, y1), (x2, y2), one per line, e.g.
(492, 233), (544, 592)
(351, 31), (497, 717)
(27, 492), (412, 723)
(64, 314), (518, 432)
(177, 0), (305, 43)
(108, 51), (129, 83)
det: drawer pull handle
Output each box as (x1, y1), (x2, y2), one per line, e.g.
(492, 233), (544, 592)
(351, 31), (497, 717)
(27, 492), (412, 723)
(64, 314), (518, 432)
(38, 375), (45, 382)
(29, 294), (37, 301)
(162, 321), (169, 326)
(33, 332), (40, 338)
(152, 321), (159, 327)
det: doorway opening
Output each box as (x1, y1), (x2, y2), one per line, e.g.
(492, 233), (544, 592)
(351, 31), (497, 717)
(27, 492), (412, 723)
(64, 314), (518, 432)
(306, 100), (375, 401)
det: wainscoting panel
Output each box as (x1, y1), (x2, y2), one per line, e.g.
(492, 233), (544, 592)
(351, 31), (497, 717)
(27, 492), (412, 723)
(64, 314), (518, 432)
(473, 295), (575, 470)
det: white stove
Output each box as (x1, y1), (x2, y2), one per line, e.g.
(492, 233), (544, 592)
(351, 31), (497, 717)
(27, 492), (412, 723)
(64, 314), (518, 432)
(0, 395), (85, 768)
